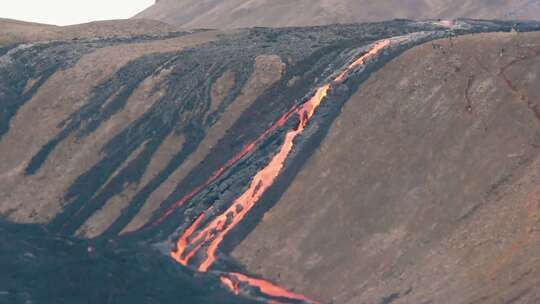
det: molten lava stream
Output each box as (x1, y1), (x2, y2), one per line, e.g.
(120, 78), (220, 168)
(220, 273), (320, 304)
(169, 40), (392, 303)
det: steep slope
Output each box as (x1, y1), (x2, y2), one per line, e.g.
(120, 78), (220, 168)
(2, 18), (540, 304)
(234, 31), (540, 304)
(135, 0), (540, 29)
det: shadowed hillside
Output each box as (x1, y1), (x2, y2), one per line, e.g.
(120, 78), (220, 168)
(2, 17), (540, 303)
(135, 0), (540, 29)
(0, 222), (250, 304)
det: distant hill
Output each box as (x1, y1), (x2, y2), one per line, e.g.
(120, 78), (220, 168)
(134, 0), (540, 28)
(0, 18), (180, 45)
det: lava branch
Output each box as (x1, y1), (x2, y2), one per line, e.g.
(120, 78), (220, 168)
(149, 104), (300, 228)
(220, 273), (319, 304)
(169, 39), (392, 303)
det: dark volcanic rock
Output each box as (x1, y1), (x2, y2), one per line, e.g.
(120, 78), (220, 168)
(0, 222), (250, 304)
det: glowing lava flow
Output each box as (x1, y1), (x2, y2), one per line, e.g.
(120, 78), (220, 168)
(334, 39), (390, 82)
(220, 273), (317, 303)
(169, 40), (391, 303)
(171, 83), (330, 272)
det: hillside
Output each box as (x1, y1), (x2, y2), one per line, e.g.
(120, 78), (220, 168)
(0, 18), (180, 45)
(134, 0), (540, 28)
(234, 31), (540, 304)
(1, 18), (540, 303)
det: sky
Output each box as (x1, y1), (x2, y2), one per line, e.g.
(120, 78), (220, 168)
(0, 0), (155, 26)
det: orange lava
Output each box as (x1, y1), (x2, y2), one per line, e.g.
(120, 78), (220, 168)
(170, 212), (207, 265)
(168, 39), (392, 303)
(334, 40), (390, 82)
(221, 272), (320, 304)
(220, 276), (240, 295)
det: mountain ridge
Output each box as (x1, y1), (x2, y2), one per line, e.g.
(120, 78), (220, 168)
(134, 0), (540, 28)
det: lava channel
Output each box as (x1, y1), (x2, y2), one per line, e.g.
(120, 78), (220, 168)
(168, 39), (391, 303)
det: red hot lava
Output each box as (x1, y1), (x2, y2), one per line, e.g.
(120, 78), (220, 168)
(220, 273), (319, 303)
(168, 40), (392, 303)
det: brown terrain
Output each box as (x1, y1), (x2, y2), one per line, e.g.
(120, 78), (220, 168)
(0, 18), (180, 45)
(135, 0), (540, 29)
(233, 31), (540, 303)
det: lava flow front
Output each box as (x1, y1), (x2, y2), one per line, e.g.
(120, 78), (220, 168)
(220, 273), (317, 303)
(167, 39), (392, 303)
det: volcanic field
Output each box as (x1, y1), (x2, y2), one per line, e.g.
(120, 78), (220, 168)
(1, 18), (540, 304)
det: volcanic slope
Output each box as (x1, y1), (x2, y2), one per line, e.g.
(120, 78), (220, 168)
(135, 0), (540, 29)
(233, 31), (540, 304)
(2, 18), (540, 304)
(1, 19), (464, 238)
